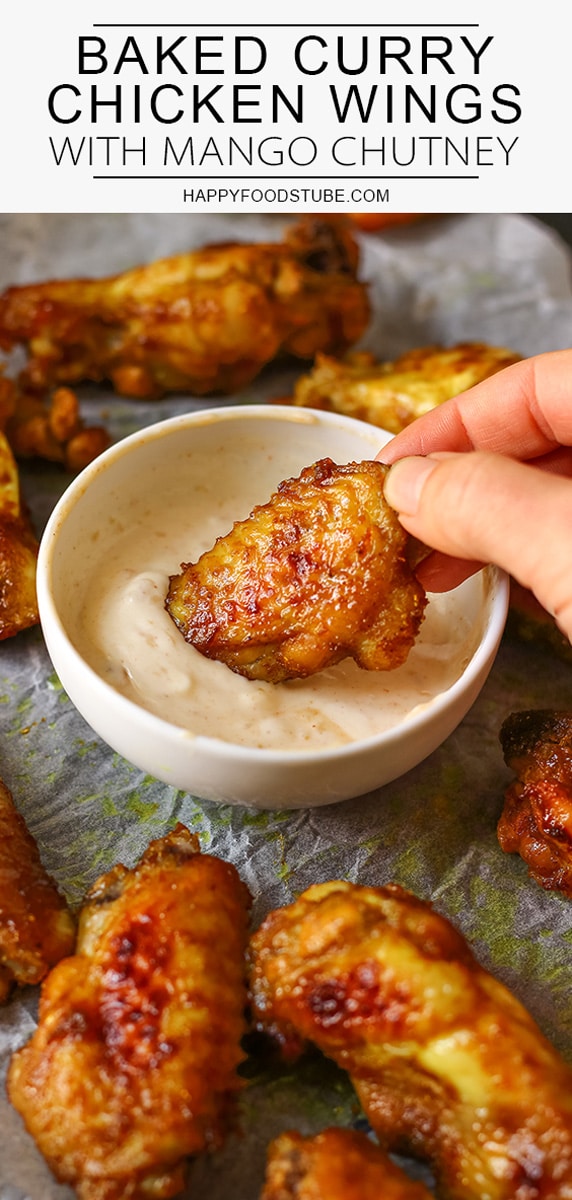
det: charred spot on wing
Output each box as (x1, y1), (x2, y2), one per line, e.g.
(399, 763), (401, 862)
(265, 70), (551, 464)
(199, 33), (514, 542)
(286, 217), (359, 276)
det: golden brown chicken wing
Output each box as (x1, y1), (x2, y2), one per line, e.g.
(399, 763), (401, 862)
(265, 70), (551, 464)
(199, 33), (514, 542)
(260, 1128), (433, 1200)
(498, 709), (572, 897)
(0, 373), (109, 638)
(248, 880), (572, 1200)
(0, 219), (369, 399)
(0, 430), (39, 639)
(290, 343), (520, 434)
(8, 824), (251, 1200)
(0, 779), (75, 1002)
(166, 458), (426, 683)
(1, 373), (111, 472)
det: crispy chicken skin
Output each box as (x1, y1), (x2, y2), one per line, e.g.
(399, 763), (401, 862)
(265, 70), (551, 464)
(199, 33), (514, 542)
(0, 430), (39, 638)
(248, 881), (572, 1200)
(166, 458), (426, 683)
(0, 219), (369, 399)
(0, 374), (109, 638)
(0, 372), (110, 471)
(8, 824), (251, 1200)
(0, 779), (75, 1002)
(290, 344), (521, 434)
(498, 709), (572, 897)
(260, 1128), (433, 1200)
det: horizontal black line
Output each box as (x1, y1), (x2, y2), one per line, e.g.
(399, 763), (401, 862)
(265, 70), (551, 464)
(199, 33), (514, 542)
(92, 174), (479, 180)
(92, 23), (480, 29)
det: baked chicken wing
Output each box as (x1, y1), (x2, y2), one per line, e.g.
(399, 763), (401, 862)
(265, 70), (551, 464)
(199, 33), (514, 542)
(260, 1128), (433, 1200)
(0, 372), (110, 472)
(498, 709), (572, 897)
(0, 370), (110, 636)
(290, 343), (520, 434)
(8, 824), (251, 1200)
(0, 779), (75, 1002)
(0, 430), (39, 638)
(166, 458), (426, 683)
(0, 219), (369, 399)
(248, 880), (572, 1200)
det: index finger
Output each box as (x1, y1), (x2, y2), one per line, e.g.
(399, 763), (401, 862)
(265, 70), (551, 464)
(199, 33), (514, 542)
(379, 349), (572, 464)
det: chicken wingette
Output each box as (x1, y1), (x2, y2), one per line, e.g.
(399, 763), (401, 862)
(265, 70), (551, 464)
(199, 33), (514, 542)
(0, 219), (369, 399)
(249, 880), (572, 1200)
(8, 824), (251, 1200)
(290, 343), (521, 433)
(0, 430), (39, 639)
(260, 1128), (433, 1200)
(498, 709), (572, 897)
(166, 458), (426, 683)
(0, 779), (75, 1002)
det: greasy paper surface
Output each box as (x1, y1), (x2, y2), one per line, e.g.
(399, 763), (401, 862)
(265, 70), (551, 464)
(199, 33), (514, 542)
(1, 213), (572, 1200)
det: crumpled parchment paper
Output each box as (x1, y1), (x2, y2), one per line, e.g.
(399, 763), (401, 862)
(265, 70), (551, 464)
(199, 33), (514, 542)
(1, 213), (572, 1200)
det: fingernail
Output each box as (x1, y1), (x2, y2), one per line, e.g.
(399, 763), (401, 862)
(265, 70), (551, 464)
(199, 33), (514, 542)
(384, 456), (439, 516)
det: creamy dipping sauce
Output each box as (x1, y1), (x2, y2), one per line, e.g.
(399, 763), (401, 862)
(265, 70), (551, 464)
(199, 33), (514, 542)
(73, 485), (483, 752)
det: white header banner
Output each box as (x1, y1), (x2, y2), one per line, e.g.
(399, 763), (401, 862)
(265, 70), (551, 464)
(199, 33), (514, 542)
(0, 0), (568, 212)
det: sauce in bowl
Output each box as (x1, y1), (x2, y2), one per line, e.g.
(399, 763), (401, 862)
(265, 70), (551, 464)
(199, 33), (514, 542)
(71, 427), (483, 752)
(39, 407), (508, 805)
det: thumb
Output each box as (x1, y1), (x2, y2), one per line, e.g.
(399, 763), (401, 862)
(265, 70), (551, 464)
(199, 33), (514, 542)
(383, 451), (572, 643)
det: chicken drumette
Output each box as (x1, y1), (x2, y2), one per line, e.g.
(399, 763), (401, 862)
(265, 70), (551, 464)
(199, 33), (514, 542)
(0, 430), (39, 639)
(498, 709), (572, 897)
(260, 1128), (433, 1200)
(0, 779), (75, 1002)
(0, 371), (110, 472)
(166, 458), (426, 683)
(8, 824), (251, 1200)
(249, 880), (572, 1200)
(290, 343), (520, 434)
(0, 219), (369, 399)
(0, 374), (110, 639)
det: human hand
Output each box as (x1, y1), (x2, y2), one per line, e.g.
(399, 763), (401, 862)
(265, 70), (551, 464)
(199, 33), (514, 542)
(379, 350), (572, 643)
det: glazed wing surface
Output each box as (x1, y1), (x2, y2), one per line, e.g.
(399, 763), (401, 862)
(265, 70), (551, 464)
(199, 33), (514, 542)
(0, 219), (369, 398)
(0, 779), (75, 1002)
(0, 372), (110, 472)
(248, 881), (572, 1200)
(0, 430), (39, 639)
(8, 824), (251, 1200)
(260, 1128), (433, 1200)
(166, 458), (426, 683)
(498, 709), (572, 897)
(290, 343), (521, 433)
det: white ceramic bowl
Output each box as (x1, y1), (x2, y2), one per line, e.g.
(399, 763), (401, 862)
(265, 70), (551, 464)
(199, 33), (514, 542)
(37, 405), (508, 810)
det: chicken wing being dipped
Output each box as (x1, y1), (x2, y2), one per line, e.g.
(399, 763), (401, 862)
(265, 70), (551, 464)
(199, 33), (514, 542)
(290, 343), (520, 434)
(0, 779), (75, 1003)
(260, 1128), (433, 1200)
(498, 709), (572, 897)
(0, 218), (369, 399)
(0, 430), (39, 639)
(8, 824), (251, 1200)
(166, 458), (426, 683)
(248, 881), (572, 1200)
